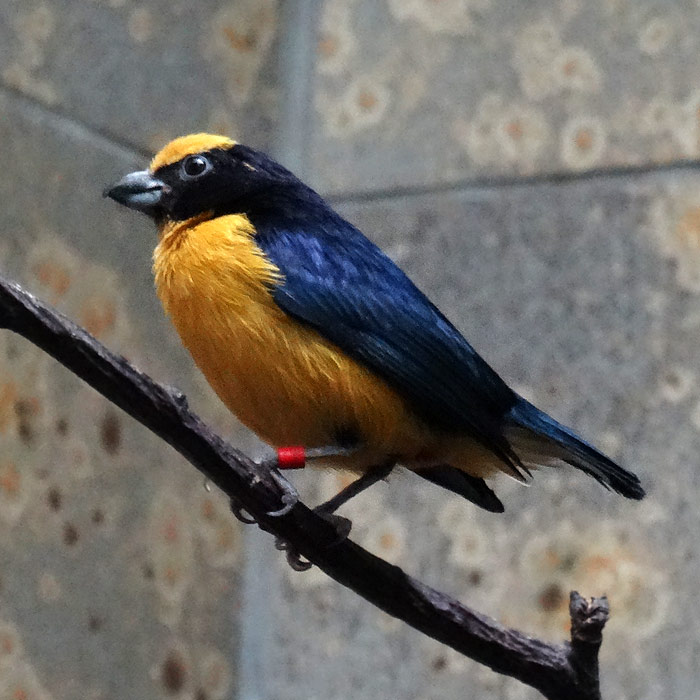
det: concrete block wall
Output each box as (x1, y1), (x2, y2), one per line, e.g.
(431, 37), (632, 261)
(0, 2), (698, 699)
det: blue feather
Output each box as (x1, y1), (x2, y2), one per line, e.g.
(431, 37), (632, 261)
(229, 147), (643, 498)
(507, 399), (644, 498)
(247, 200), (527, 476)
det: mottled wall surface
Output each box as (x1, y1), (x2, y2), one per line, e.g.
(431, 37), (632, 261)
(0, 2), (698, 700)
(312, 0), (700, 192)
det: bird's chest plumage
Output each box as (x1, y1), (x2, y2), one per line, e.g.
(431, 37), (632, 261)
(152, 215), (432, 459)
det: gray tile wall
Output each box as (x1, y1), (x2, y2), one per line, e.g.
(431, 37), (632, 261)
(0, 2), (697, 699)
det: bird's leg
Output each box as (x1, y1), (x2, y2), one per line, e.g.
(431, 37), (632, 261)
(315, 460), (395, 517)
(312, 460), (395, 542)
(231, 445), (395, 571)
(278, 461), (396, 572)
(267, 469), (301, 517)
(229, 445), (360, 525)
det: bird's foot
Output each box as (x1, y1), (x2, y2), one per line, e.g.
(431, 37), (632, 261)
(230, 498), (257, 525)
(229, 460), (300, 526)
(274, 538), (313, 572)
(231, 446), (372, 571)
(276, 461), (394, 571)
(314, 506), (352, 547)
(266, 468), (300, 517)
(275, 507), (352, 571)
(313, 505), (353, 542)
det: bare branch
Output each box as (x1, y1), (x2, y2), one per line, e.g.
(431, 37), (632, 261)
(0, 273), (610, 700)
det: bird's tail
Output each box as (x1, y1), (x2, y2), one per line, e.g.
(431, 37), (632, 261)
(506, 398), (645, 500)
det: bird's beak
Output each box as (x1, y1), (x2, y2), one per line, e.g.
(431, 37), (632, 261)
(103, 170), (169, 217)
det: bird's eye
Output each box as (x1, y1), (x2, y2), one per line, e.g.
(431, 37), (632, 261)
(181, 155), (211, 179)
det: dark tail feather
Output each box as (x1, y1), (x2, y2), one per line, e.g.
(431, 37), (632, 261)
(414, 465), (505, 513)
(507, 399), (645, 500)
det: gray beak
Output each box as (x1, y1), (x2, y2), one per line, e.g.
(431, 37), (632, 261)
(103, 170), (169, 217)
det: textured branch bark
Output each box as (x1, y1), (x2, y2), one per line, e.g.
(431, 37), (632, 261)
(0, 273), (611, 700)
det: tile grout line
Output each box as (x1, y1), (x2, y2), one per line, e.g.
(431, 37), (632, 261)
(0, 83), (152, 163)
(3, 82), (699, 207)
(271, 0), (320, 178)
(326, 158), (700, 205)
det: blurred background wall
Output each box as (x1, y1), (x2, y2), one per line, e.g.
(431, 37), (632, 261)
(0, 1), (698, 698)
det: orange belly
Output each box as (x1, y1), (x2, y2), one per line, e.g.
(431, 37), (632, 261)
(153, 214), (501, 477)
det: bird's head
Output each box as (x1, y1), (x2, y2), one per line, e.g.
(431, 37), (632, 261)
(104, 133), (301, 223)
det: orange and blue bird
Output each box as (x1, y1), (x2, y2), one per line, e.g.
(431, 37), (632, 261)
(106, 133), (644, 528)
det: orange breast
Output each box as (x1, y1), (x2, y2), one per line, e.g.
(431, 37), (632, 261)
(153, 217), (433, 453)
(152, 214), (501, 477)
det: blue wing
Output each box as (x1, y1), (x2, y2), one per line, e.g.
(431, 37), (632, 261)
(252, 208), (525, 474)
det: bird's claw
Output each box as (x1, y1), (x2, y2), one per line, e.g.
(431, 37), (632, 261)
(230, 456), (353, 571)
(231, 459), (300, 522)
(230, 498), (258, 525)
(266, 489), (298, 517)
(275, 509), (352, 572)
(274, 537), (313, 571)
(266, 468), (300, 517)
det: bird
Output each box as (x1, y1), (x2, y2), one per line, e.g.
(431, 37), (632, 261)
(105, 133), (644, 526)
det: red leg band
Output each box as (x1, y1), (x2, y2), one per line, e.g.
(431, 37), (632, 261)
(276, 446), (306, 470)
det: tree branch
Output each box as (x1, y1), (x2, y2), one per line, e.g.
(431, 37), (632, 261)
(0, 273), (610, 700)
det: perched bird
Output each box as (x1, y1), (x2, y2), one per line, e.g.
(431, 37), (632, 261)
(106, 133), (644, 520)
